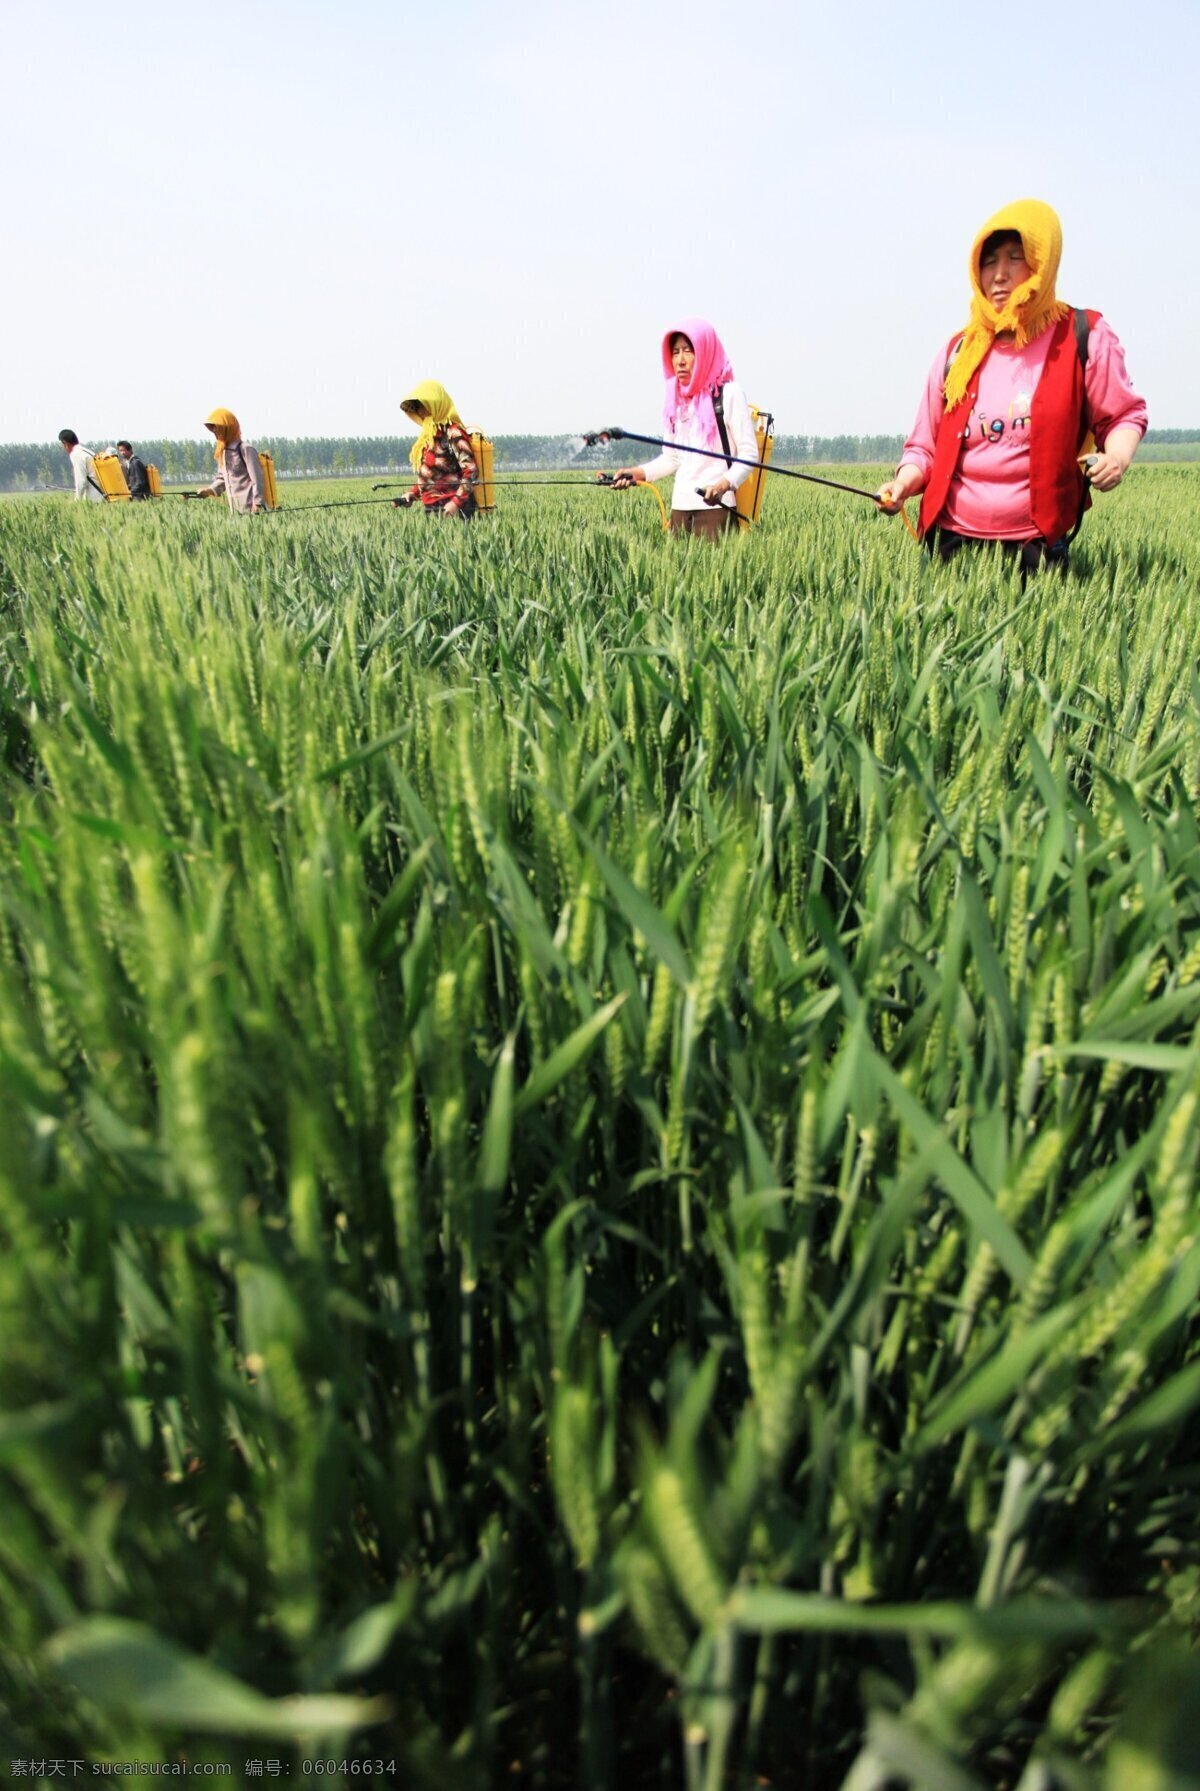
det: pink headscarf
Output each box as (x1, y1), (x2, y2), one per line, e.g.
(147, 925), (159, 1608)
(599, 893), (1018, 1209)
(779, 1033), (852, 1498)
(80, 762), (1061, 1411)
(661, 316), (734, 450)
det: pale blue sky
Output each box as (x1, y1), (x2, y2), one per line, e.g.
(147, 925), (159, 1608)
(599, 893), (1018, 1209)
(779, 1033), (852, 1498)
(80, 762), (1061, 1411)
(3, 0), (1197, 443)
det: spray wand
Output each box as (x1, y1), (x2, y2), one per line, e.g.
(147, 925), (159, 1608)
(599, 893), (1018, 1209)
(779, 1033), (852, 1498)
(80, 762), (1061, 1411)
(581, 426), (920, 537)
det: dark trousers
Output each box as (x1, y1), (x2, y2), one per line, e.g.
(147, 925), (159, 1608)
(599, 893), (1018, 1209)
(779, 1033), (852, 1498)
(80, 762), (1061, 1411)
(927, 528), (1070, 576)
(669, 506), (737, 540)
(425, 494), (476, 521)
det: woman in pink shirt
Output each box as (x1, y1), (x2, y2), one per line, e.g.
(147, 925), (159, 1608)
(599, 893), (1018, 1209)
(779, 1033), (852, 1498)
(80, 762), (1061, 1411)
(878, 199), (1147, 570)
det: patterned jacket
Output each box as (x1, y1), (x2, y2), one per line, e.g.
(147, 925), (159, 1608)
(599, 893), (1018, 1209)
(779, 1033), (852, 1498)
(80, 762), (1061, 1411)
(405, 422), (477, 509)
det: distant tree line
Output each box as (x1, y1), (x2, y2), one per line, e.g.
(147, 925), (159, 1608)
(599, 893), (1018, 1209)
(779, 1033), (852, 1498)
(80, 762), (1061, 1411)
(3, 430), (1197, 493)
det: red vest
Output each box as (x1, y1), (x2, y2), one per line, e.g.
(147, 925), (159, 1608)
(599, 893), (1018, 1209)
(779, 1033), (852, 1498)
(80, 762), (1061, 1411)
(919, 309), (1098, 544)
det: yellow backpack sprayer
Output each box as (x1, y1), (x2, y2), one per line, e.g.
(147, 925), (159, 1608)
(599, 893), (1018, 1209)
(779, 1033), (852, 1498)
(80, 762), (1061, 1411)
(91, 453), (132, 501)
(717, 399), (773, 529)
(468, 432), (496, 511)
(258, 449), (279, 510)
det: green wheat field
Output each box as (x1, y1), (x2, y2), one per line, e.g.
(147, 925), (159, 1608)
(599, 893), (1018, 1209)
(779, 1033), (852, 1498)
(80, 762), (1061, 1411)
(2, 469), (1199, 1789)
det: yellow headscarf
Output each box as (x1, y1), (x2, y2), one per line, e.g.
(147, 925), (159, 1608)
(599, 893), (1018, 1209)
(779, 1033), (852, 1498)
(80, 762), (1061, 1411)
(401, 381), (464, 472)
(943, 200), (1072, 411)
(205, 407), (241, 462)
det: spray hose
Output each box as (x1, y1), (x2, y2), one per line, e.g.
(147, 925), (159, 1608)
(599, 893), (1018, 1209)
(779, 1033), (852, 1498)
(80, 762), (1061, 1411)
(253, 473), (670, 523)
(583, 426), (919, 539)
(171, 455), (914, 538)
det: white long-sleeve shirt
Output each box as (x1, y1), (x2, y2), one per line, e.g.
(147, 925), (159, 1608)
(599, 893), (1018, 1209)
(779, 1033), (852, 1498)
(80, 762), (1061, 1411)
(69, 443), (104, 502)
(639, 380), (760, 512)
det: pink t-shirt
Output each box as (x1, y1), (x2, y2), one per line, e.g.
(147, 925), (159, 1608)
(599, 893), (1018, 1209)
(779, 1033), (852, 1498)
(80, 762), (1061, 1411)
(900, 316), (1148, 540)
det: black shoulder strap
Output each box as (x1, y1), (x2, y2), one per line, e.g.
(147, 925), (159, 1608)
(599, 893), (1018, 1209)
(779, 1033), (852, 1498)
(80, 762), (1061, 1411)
(1066, 309), (1097, 544)
(1073, 307), (1090, 370)
(711, 385), (733, 468)
(74, 447), (103, 495)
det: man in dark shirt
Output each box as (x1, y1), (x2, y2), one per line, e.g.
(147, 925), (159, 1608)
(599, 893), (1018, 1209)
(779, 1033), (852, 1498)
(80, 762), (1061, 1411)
(117, 440), (151, 500)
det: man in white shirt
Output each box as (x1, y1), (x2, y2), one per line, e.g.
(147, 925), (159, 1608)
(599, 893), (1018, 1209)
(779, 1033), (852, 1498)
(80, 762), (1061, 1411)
(58, 429), (104, 502)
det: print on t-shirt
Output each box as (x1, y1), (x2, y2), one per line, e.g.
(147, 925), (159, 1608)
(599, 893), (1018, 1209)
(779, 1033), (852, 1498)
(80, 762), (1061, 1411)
(945, 340), (1055, 537)
(975, 389), (1034, 444)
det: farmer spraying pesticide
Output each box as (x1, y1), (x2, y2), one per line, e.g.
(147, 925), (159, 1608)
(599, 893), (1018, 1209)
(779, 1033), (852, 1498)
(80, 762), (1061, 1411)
(876, 199), (1147, 571)
(58, 430), (104, 502)
(116, 441), (151, 501)
(609, 318), (758, 540)
(185, 408), (272, 513)
(586, 332), (905, 529)
(394, 381), (479, 520)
